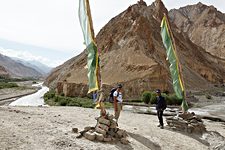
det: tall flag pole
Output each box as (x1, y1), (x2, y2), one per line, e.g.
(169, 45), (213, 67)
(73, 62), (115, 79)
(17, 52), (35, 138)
(78, 0), (99, 93)
(160, 14), (188, 112)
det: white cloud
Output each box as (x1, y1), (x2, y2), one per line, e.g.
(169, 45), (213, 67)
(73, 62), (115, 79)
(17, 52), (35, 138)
(0, 47), (63, 67)
(0, 0), (84, 52)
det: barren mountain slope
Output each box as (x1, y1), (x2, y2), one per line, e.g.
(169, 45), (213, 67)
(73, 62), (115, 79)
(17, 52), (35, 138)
(0, 65), (9, 78)
(169, 2), (225, 59)
(46, 1), (225, 98)
(0, 54), (42, 78)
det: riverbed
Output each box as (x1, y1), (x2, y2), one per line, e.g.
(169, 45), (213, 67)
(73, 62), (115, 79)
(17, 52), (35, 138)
(9, 83), (49, 106)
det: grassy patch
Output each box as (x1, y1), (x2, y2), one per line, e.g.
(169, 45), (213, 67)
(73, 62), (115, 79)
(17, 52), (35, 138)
(0, 82), (18, 89)
(44, 90), (113, 109)
(0, 77), (36, 82)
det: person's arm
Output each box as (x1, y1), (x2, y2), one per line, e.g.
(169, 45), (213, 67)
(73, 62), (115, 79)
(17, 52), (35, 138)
(113, 92), (118, 112)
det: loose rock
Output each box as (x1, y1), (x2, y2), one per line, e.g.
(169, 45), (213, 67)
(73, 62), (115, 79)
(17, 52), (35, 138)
(166, 112), (206, 134)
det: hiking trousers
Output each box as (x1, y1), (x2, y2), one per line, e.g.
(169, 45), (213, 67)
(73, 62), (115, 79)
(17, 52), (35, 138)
(157, 110), (164, 126)
(114, 102), (122, 121)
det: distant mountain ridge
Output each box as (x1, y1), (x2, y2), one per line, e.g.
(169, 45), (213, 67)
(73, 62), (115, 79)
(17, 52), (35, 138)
(12, 58), (52, 75)
(169, 2), (225, 59)
(0, 53), (43, 78)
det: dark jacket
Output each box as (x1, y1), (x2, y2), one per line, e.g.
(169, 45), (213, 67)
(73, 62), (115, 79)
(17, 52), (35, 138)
(156, 96), (166, 111)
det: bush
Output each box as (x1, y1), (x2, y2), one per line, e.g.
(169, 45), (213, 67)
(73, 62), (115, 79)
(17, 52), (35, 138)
(166, 94), (182, 105)
(68, 100), (80, 107)
(59, 98), (68, 106)
(44, 90), (55, 100)
(32, 81), (37, 84)
(0, 82), (18, 89)
(43, 91), (113, 109)
(150, 92), (157, 104)
(141, 91), (182, 105)
(142, 91), (151, 104)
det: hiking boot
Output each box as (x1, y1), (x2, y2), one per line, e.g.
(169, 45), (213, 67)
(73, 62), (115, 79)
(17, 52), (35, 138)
(157, 124), (161, 127)
(160, 126), (164, 129)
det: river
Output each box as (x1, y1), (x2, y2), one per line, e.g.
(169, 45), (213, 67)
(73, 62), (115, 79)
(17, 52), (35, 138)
(9, 82), (49, 106)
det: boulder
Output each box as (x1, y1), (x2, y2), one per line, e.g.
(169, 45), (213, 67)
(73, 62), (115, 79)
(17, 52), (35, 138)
(84, 132), (96, 141)
(98, 117), (110, 126)
(95, 132), (104, 141)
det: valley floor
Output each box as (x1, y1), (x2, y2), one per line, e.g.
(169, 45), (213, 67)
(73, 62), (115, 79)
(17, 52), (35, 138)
(0, 81), (38, 106)
(0, 106), (225, 150)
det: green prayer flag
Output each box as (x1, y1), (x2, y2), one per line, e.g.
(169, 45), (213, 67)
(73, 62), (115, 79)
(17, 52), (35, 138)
(78, 0), (99, 93)
(160, 15), (188, 111)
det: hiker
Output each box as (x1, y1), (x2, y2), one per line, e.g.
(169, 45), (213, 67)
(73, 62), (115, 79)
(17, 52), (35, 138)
(156, 89), (167, 129)
(113, 84), (123, 122)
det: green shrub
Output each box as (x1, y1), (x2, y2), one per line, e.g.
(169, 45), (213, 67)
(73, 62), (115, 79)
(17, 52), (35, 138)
(43, 91), (113, 109)
(44, 90), (55, 100)
(68, 100), (80, 107)
(142, 91), (151, 104)
(150, 92), (157, 104)
(0, 82), (18, 89)
(54, 96), (60, 102)
(59, 99), (68, 106)
(166, 94), (182, 105)
(142, 92), (182, 105)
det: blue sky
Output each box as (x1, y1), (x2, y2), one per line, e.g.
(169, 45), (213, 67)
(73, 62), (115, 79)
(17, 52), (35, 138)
(0, 0), (224, 67)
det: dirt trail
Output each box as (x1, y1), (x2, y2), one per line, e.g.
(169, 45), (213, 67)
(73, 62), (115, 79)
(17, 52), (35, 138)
(1, 106), (224, 150)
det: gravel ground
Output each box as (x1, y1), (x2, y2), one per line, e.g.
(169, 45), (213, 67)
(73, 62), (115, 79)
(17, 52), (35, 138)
(1, 106), (224, 150)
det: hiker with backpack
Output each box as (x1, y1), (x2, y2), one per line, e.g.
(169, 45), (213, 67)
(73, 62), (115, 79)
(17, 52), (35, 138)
(155, 89), (167, 129)
(112, 84), (123, 122)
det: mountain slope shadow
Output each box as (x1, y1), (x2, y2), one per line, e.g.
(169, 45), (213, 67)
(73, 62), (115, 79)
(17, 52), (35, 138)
(128, 132), (161, 150)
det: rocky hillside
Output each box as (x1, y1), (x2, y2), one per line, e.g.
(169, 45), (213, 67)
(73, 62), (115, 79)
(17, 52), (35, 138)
(169, 2), (225, 59)
(0, 65), (10, 78)
(0, 53), (42, 78)
(45, 0), (225, 98)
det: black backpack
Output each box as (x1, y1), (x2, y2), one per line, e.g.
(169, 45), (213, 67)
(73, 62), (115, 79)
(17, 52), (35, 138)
(162, 98), (167, 110)
(108, 88), (118, 103)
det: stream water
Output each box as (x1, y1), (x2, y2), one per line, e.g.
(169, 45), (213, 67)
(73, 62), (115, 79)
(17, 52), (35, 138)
(9, 83), (49, 106)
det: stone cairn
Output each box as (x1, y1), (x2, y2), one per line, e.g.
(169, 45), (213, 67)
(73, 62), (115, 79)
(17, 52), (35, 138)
(75, 113), (129, 144)
(166, 112), (206, 134)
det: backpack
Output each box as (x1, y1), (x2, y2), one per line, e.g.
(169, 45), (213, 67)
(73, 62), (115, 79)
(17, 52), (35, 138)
(107, 88), (118, 103)
(162, 98), (167, 110)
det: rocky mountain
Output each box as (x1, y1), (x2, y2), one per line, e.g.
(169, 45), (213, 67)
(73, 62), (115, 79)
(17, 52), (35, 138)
(0, 53), (42, 78)
(169, 2), (225, 59)
(45, 0), (225, 98)
(0, 65), (10, 78)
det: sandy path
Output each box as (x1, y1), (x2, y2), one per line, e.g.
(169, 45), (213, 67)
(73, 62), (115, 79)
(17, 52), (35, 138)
(0, 106), (223, 150)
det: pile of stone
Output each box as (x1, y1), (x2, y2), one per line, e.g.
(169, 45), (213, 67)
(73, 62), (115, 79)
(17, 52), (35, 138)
(166, 112), (206, 134)
(76, 114), (129, 144)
